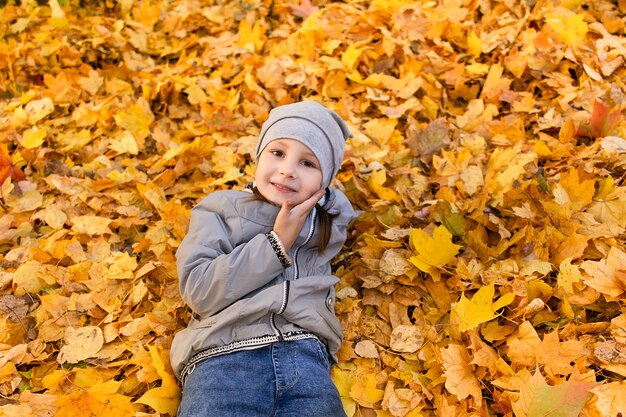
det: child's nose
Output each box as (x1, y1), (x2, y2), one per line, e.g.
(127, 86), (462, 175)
(278, 161), (297, 177)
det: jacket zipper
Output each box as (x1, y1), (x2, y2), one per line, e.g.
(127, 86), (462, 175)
(293, 207), (317, 280)
(270, 208), (317, 339)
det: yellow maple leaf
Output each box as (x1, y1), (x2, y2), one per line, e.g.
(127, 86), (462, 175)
(55, 380), (135, 417)
(466, 31), (482, 56)
(108, 131), (138, 155)
(369, 0), (411, 15)
(342, 42), (367, 72)
(12, 260), (44, 296)
(349, 372), (384, 408)
(18, 126), (47, 149)
(113, 98), (154, 141)
(368, 170), (401, 202)
(331, 367), (357, 417)
(557, 258), (583, 294)
(363, 117), (398, 144)
(104, 252), (137, 280)
(409, 225), (461, 280)
(136, 181), (167, 212)
(131, 0), (160, 29)
(433, 148), (471, 177)
(559, 168), (595, 211)
(134, 345), (181, 415)
(545, 8), (588, 46)
(185, 83), (208, 105)
(236, 19), (265, 53)
(484, 145), (537, 206)
(453, 282), (515, 332)
(53, 129), (93, 153)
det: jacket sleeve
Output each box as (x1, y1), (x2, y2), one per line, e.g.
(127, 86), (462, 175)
(176, 193), (285, 318)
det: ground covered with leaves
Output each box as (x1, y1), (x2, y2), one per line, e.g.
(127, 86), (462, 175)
(1, 0), (625, 415)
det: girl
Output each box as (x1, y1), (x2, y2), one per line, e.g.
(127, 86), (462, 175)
(171, 100), (356, 417)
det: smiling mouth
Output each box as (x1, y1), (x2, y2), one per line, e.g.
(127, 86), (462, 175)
(272, 182), (296, 193)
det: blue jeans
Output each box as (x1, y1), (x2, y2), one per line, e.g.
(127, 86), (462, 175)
(177, 338), (347, 417)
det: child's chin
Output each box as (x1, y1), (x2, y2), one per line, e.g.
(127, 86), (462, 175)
(269, 196), (304, 207)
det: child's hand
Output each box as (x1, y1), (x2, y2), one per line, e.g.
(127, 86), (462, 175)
(273, 189), (325, 252)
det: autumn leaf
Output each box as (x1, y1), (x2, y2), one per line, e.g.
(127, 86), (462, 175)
(589, 381), (626, 417)
(409, 225), (461, 280)
(289, 0), (319, 19)
(113, 98), (155, 142)
(390, 325), (423, 353)
(480, 63), (512, 103)
(236, 19), (265, 53)
(581, 246), (626, 301)
(349, 372), (384, 408)
(368, 170), (402, 202)
(0, 146), (26, 184)
(466, 31), (482, 56)
(18, 126), (47, 149)
(545, 7), (588, 46)
(442, 344), (482, 401)
(70, 215), (113, 236)
(342, 42), (367, 72)
(557, 258), (583, 294)
(57, 326), (104, 364)
(134, 345), (181, 415)
(588, 179), (626, 227)
(453, 282), (515, 332)
(558, 168), (595, 211)
(23, 97), (55, 124)
(431, 201), (465, 237)
(406, 118), (449, 158)
(512, 369), (596, 417)
(55, 380), (136, 417)
(332, 367), (357, 417)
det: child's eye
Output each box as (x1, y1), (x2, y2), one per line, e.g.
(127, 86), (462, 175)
(303, 160), (317, 168)
(271, 150), (284, 157)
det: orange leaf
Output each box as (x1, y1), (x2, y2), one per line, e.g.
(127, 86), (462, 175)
(55, 380), (136, 417)
(442, 344), (482, 401)
(0, 146), (26, 184)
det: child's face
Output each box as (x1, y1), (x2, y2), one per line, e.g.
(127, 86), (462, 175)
(255, 138), (323, 206)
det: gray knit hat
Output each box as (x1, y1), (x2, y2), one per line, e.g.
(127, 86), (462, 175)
(256, 101), (352, 189)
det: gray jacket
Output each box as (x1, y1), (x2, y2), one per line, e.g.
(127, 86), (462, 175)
(170, 188), (356, 382)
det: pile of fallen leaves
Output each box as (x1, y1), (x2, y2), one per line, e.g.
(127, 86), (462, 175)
(1, 0), (625, 415)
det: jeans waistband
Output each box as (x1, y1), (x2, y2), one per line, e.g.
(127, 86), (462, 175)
(180, 331), (321, 386)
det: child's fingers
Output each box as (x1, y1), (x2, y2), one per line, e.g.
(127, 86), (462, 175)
(278, 199), (295, 216)
(292, 190), (324, 216)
